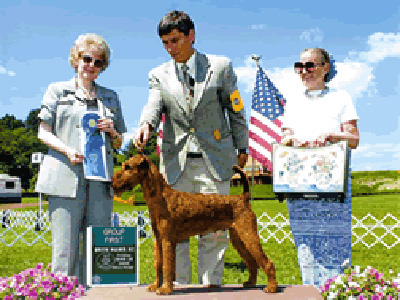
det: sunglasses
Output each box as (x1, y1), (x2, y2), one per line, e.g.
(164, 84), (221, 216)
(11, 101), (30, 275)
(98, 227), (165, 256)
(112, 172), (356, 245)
(294, 62), (324, 74)
(81, 55), (104, 68)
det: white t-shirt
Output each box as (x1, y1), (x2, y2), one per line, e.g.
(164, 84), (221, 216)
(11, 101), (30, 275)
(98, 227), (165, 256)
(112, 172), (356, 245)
(281, 88), (359, 142)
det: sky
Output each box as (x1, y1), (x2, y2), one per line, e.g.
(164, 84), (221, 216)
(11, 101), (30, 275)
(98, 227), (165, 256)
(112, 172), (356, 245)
(1, 0), (399, 171)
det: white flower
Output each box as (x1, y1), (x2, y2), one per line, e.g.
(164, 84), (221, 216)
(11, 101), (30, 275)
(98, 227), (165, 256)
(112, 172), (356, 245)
(348, 296), (357, 300)
(375, 284), (383, 293)
(341, 259), (350, 269)
(335, 275), (344, 285)
(354, 265), (361, 274)
(10, 278), (16, 288)
(348, 281), (360, 288)
(328, 291), (337, 300)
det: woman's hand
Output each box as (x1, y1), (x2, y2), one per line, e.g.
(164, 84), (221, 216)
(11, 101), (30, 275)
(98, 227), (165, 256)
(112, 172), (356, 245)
(98, 118), (123, 149)
(97, 118), (115, 134)
(66, 148), (85, 165)
(315, 133), (332, 147)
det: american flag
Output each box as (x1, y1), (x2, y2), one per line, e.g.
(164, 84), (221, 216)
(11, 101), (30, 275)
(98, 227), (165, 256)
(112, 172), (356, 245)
(156, 113), (165, 157)
(249, 65), (286, 172)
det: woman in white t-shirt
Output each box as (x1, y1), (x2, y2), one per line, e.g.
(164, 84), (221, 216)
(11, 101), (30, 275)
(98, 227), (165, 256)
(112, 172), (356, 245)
(281, 48), (359, 288)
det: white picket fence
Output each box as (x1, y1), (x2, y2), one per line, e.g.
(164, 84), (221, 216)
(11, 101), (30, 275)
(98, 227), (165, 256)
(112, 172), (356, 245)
(1, 210), (399, 249)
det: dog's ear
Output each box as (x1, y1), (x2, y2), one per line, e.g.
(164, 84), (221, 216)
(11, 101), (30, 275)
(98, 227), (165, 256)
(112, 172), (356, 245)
(138, 156), (150, 170)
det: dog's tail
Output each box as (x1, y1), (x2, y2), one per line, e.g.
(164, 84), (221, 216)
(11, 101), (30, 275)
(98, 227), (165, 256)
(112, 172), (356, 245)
(233, 165), (249, 195)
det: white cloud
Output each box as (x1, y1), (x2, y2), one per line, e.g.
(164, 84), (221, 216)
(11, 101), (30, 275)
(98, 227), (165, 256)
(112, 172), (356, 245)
(358, 32), (400, 63)
(250, 24), (266, 30)
(339, 32), (400, 100)
(300, 27), (324, 43)
(0, 65), (16, 77)
(235, 55), (258, 93)
(236, 31), (400, 104)
(121, 125), (137, 150)
(329, 61), (376, 100)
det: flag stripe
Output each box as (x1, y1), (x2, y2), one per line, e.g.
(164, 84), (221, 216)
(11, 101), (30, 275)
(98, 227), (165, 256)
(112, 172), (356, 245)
(249, 65), (286, 171)
(250, 110), (282, 134)
(249, 146), (272, 171)
(249, 138), (272, 162)
(248, 130), (272, 153)
(273, 118), (282, 127)
(249, 123), (277, 146)
(250, 116), (281, 142)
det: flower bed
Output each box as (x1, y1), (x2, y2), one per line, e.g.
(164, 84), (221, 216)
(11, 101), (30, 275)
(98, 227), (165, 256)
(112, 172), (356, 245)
(319, 265), (400, 299)
(0, 263), (86, 299)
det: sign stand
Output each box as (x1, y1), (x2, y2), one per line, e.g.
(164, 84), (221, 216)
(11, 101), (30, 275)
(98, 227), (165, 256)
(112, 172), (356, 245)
(31, 152), (44, 231)
(87, 226), (139, 287)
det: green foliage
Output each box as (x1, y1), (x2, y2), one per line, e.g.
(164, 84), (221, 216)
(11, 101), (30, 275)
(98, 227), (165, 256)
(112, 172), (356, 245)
(123, 133), (160, 167)
(1, 194), (399, 286)
(25, 108), (41, 132)
(0, 113), (48, 190)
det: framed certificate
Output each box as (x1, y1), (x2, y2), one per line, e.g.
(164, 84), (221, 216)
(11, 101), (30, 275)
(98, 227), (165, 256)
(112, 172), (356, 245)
(272, 141), (349, 197)
(81, 111), (109, 181)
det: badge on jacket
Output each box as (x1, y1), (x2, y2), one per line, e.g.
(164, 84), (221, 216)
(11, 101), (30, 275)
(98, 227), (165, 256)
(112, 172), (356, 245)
(213, 129), (221, 141)
(230, 89), (243, 113)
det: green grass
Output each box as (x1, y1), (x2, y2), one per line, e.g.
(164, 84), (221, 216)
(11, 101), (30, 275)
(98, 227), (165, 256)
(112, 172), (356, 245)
(1, 192), (399, 286)
(1, 169), (399, 286)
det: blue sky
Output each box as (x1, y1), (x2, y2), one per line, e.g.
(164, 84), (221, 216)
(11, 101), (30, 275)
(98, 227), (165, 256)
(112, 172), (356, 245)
(1, 0), (399, 171)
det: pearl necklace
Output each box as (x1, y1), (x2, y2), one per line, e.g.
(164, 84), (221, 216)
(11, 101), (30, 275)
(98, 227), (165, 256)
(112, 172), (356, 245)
(305, 87), (329, 99)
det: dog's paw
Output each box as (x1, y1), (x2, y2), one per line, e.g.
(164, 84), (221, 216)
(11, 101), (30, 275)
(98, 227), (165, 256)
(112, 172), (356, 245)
(264, 282), (278, 293)
(156, 286), (173, 295)
(243, 280), (256, 288)
(147, 283), (157, 292)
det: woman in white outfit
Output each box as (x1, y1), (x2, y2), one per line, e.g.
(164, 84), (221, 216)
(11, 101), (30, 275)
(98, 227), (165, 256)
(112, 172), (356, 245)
(281, 47), (359, 287)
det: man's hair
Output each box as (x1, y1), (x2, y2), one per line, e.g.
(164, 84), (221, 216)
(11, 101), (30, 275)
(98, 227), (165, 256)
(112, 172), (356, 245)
(158, 10), (195, 38)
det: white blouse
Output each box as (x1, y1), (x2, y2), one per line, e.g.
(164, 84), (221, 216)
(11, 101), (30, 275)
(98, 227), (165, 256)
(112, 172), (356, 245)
(281, 88), (359, 143)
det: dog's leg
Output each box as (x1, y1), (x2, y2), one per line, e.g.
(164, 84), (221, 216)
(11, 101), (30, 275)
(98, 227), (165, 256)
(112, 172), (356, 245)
(156, 237), (175, 295)
(148, 237), (163, 292)
(233, 213), (278, 293)
(229, 228), (258, 287)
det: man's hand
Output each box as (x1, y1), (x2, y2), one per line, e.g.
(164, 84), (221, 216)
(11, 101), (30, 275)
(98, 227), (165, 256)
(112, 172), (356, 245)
(133, 122), (153, 150)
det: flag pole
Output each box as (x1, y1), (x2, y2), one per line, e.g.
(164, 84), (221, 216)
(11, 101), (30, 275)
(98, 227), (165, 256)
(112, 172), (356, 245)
(250, 55), (261, 204)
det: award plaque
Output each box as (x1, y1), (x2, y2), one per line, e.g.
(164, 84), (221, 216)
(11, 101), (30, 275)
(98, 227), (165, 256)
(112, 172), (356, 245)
(81, 111), (109, 181)
(87, 226), (139, 287)
(272, 141), (349, 200)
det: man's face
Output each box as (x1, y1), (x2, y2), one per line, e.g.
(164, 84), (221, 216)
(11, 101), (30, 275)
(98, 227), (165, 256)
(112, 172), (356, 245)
(161, 29), (194, 63)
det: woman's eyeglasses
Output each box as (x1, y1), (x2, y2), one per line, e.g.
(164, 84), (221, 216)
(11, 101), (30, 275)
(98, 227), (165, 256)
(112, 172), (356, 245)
(294, 62), (324, 74)
(81, 55), (104, 68)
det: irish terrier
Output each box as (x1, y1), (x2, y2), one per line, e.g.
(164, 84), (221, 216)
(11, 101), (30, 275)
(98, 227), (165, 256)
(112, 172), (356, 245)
(111, 154), (278, 295)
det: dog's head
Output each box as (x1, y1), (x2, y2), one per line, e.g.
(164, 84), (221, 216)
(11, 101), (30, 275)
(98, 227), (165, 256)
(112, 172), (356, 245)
(111, 154), (151, 196)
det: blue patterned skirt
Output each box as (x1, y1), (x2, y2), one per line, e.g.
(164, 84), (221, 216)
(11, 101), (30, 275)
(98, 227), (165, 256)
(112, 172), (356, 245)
(286, 157), (352, 287)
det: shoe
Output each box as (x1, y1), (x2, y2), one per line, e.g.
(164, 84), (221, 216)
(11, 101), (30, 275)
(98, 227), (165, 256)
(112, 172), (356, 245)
(205, 284), (221, 289)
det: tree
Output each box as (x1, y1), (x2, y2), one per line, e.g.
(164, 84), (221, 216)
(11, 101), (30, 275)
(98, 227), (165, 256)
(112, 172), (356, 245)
(25, 108), (41, 133)
(0, 114), (25, 130)
(0, 114), (48, 191)
(123, 134), (160, 167)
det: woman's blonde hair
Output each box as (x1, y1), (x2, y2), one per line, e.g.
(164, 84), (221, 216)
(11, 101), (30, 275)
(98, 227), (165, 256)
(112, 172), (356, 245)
(70, 33), (111, 72)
